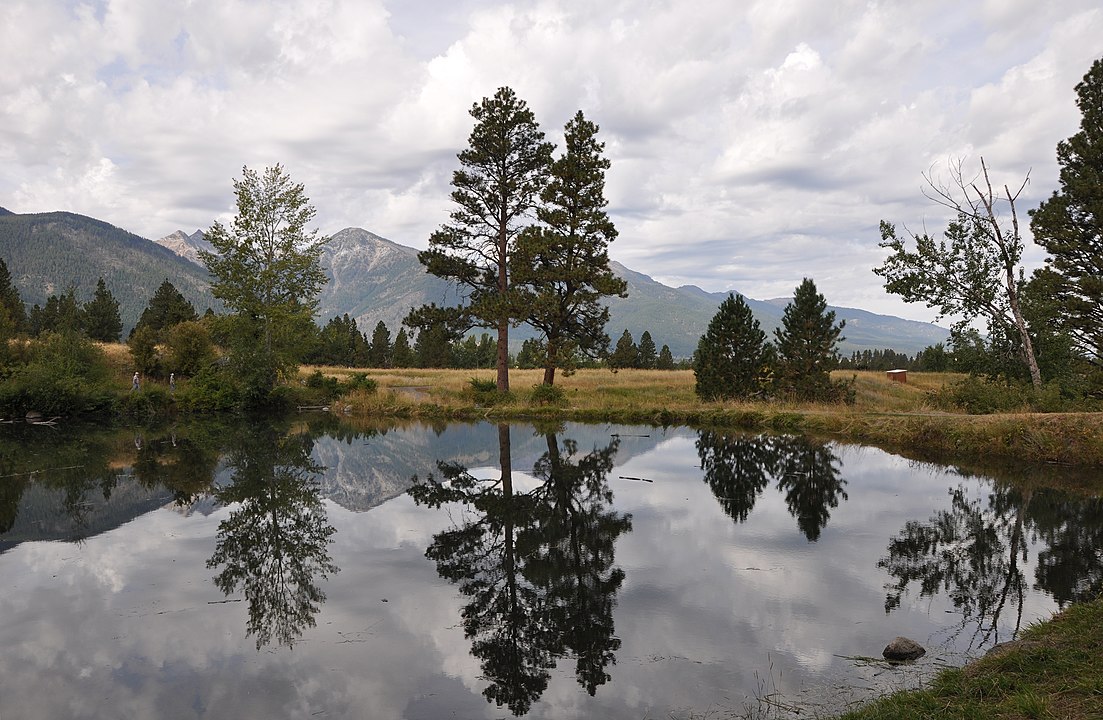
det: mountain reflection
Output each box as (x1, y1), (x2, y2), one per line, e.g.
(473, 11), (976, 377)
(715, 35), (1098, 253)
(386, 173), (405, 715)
(409, 424), (631, 716)
(696, 430), (847, 540)
(207, 424), (339, 650)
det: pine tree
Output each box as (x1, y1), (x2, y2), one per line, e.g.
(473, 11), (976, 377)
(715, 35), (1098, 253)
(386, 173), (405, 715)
(637, 331), (658, 370)
(135, 279), (198, 337)
(694, 293), (768, 400)
(368, 321), (391, 368)
(657, 344), (675, 370)
(83, 277), (123, 342)
(1030, 58), (1103, 364)
(410, 87), (553, 392)
(773, 279), (845, 401)
(608, 329), (638, 370)
(391, 328), (413, 368)
(512, 111), (627, 385)
(0, 258), (26, 333)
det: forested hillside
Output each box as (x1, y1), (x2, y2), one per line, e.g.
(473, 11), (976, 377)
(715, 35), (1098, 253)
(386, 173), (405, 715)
(0, 210), (217, 331)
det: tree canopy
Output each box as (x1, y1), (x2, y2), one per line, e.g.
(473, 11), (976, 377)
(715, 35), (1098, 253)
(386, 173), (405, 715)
(200, 165), (328, 406)
(694, 293), (768, 400)
(410, 87), (553, 392)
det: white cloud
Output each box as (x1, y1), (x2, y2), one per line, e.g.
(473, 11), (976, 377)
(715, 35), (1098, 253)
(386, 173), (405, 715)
(1, 0), (1100, 320)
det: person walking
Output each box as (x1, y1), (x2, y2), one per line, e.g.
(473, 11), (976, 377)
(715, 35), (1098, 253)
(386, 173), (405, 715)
(132, 372), (140, 392)
(169, 373), (176, 393)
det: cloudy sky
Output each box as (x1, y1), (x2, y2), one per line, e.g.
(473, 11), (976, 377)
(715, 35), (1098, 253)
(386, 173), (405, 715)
(2, 0), (1100, 320)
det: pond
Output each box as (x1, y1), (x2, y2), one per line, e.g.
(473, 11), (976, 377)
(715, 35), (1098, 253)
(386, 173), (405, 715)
(1, 418), (1100, 719)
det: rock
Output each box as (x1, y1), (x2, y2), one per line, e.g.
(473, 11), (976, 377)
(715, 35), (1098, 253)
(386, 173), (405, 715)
(882, 636), (926, 661)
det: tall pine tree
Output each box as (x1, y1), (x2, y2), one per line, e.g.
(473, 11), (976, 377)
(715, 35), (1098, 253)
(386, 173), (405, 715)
(1030, 58), (1103, 365)
(512, 111), (627, 385)
(694, 293), (767, 400)
(410, 87), (553, 392)
(83, 277), (123, 342)
(773, 279), (845, 401)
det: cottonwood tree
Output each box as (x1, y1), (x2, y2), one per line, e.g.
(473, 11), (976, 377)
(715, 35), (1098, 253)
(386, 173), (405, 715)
(1030, 59), (1103, 366)
(512, 111), (627, 385)
(876, 158), (1041, 388)
(694, 292), (768, 400)
(409, 87), (553, 392)
(774, 279), (845, 401)
(200, 165), (328, 406)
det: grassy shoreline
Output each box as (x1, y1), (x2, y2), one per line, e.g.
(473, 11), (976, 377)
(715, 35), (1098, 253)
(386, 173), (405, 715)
(308, 367), (1103, 469)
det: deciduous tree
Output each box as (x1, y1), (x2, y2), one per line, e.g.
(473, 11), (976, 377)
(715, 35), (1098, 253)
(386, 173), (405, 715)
(200, 165), (328, 406)
(876, 159), (1041, 387)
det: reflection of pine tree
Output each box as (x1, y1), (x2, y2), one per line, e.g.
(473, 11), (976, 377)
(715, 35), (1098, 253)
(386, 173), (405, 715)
(207, 425), (337, 650)
(409, 424), (631, 715)
(879, 485), (1029, 647)
(773, 436), (847, 541)
(528, 434), (631, 695)
(696, 430), (777, 523)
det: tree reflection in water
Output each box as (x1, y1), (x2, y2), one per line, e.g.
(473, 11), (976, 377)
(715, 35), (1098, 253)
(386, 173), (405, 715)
(696, 430), (847, 541)
(409, 424), (631, 716)
(880, 482), (1103, 648)
(207, 424), (338, 650)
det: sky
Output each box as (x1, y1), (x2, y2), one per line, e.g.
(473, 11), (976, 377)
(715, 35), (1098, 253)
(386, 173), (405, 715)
(1, 0), (1100, 322)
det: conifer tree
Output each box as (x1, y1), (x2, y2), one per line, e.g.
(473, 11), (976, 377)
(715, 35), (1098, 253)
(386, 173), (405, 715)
(0, 258), (26, 333)
(135, 279), (198, 337)
(608, 329), (638, 370)
(368, 321), (391, 368)
(694, 293), (767, 400)
(637, 331), (658, 370)
(1030, 58), (1103, 365)
(512, 111), (626, 385)
(657, 344), (675, 370)
(83, 277), (123, 342)
(773, 279), (845, 401)
(409, 87), (553, 392)
(391, 328), (413, 368)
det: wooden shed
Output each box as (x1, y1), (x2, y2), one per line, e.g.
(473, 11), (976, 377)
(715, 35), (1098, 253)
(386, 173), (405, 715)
(886, 369), (907, 384)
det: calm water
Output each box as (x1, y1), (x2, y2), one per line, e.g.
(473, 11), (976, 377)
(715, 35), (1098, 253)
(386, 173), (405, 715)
(1, 418), (1100, 719)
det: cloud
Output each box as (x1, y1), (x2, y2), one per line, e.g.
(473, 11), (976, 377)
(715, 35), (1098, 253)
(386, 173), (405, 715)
(1, 0), (1100, 320)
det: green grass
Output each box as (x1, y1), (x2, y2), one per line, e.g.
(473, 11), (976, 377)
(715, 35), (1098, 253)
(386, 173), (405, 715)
(835, 599), (1103, 720)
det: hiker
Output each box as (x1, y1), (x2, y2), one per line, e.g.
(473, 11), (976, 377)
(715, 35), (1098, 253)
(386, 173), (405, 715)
(132, 372), (140, 392)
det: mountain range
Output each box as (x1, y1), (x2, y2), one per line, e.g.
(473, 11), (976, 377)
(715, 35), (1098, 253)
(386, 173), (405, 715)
(0, 206), (949, 355)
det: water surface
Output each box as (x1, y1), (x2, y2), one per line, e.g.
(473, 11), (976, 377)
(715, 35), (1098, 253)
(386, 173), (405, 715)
(0, 418), (1099, 719)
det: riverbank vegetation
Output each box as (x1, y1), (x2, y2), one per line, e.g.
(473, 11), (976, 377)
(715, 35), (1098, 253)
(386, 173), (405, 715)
(834, 597), (1103, 720)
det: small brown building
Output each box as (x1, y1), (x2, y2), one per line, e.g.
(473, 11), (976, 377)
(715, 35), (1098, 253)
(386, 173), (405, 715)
(886, 369), (907, 384)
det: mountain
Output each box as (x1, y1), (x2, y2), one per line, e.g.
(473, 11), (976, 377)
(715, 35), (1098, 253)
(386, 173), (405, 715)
(317, 228), (464, 335)
(5, 206), (948, 356)
(0, 210), (218, 331)
(0, 207), (13, 216)
(154, 229), (213, 265)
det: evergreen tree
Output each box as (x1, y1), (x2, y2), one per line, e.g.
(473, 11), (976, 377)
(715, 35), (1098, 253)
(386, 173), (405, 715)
(0, 258), (26, 333)
(135, 279), (198, 337)
(516, 338), (545, 369)
(200, 165), (328, 406)
(512, 111), (627, 385)
(773, 279), (845, 401)
(368, 321), (391, 368)
(637, 331), (657, 370)
(608, 329), (638, 370)
(414, 321), (455, 368)
(657, 344), (675, 370)
(1030, 58), (1103, 365)
(693, 293), (768, 400)
(82, 277), (122, 342)
(391, 328), (414, 368)
(409, 87), (553, 393)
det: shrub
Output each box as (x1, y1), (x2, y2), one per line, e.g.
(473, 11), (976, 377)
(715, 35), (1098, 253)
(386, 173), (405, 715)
(116, 385), (173, 419)
(0, 332), (115, 416)
(529, 383), (566, 406)
(931, 377), (1029, 414)
(164, 321), (216, 376)
(342, 373), (377, 394)
(468, 377), (504, 405)
(173, 366), (241, 412)
(128, 324), (162, 377)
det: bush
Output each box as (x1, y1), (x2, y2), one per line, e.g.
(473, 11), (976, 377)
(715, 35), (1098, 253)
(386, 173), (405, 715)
(173, 366), (241, 412)
(164, 321), (216, 376)
(116, 385), (173, 419)
(468, 377), (505, 405)
(342, 373), (377, 394)
(529, 383), (566, 406)
(931, 377), (1029, 414)
(0, 332), (115, 416)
